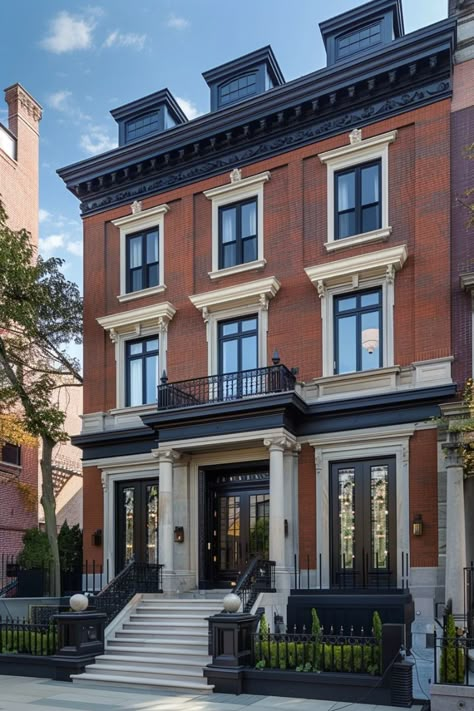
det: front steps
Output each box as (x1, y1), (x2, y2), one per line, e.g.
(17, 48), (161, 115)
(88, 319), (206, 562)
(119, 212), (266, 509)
(71, 594), (224, 693)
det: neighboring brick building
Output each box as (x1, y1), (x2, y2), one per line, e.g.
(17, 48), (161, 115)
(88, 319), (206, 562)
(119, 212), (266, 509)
(0, 84), (41, 570)
(60, 0), (460, 632)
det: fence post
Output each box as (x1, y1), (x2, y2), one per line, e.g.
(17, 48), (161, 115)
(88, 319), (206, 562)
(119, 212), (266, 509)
(52, 596), (107, 681)
(204, 610), (259, 694)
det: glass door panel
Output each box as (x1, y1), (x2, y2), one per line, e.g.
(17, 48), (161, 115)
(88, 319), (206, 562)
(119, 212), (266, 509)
(218, 495), (241, 571)
(331, 459), (395, 588)
(249, 493), (269, 559)
(116, 479), (159, 573)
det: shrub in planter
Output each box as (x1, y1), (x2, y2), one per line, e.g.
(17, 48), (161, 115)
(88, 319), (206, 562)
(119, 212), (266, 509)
(440, 613), (465, 683)
(17, 529), (52, 570)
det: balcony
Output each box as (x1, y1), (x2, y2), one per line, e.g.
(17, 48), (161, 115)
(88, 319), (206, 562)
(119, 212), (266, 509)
(157, 363), (296, 410)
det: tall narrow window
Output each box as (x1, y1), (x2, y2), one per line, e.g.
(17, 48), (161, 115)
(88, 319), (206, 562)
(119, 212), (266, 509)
(334, 288), (382, 374)
(126, 229), (159, 293)
(125, 336), (159, 406)
(218, 198), (257, 269)
(335, 160), (381, 239)
(218, 316), (258, 399)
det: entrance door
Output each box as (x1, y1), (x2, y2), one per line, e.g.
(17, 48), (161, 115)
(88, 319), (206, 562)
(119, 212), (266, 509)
(200, 469), (269, 587)
(116, 479), (159, 573)
(330, 458), (396, 588)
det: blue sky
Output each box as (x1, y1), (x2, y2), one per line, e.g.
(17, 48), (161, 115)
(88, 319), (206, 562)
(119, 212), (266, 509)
(1, 0), (448, 295)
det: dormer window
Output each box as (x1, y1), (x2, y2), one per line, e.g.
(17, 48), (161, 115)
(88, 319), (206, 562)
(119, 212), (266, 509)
(125, 110), (161, 143)
(336, 22), (382, 60)
(219, 73), (258, 107)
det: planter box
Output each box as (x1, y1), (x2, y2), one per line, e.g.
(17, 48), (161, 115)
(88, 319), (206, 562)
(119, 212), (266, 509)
(204, 667), (391, 704)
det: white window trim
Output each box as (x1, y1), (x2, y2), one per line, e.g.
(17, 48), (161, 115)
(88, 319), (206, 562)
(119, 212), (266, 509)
(307, 424), (415, 589)
(305, 244), (407, 377)
(112, 203), (169, 303)
(204, 169), (270, 279)
(97, 302), (176, 408)
(319, 130), (397, 251)
(189, 276), (280, 375)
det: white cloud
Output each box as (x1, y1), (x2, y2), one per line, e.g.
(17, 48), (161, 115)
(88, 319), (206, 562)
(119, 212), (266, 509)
(47, 90), (72, 111)
(80, 126), (117, 155)
(39, 209), (50, 224)
(166, 14), (189, 30)
(103, 30), (146, 50)
(66, 240), (83, 257)
(39, 234), (64, 253)
(176, 96), (201, 120)
(40, 11), (96, 54)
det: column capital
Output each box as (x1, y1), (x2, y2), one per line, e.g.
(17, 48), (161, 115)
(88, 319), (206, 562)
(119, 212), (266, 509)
(264, 435), (298, 453)
(152, 448), (181, 464)
(444, 430), (463, 468)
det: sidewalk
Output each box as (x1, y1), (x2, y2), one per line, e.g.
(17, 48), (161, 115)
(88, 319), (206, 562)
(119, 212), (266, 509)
(0, 676), (426, 711)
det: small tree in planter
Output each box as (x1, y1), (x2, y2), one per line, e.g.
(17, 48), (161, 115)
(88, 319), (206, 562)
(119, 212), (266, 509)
(440, 613), (465, 683)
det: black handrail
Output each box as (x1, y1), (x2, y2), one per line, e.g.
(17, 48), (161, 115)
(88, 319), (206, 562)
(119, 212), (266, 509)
(158, 364), (296, 410)
(93, 561), (163, 626)
(233, 558), (276, 613)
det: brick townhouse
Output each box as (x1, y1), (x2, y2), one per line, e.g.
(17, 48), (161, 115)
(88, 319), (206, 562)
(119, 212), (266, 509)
(0, 84), (41, 569)
(60, 0), (464, 637)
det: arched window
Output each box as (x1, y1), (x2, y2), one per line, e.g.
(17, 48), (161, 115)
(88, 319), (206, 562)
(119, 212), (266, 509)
(219, 73), (257, 107)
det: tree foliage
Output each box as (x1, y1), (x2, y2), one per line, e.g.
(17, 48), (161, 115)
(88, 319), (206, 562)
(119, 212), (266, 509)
(0, 200), (83, 595)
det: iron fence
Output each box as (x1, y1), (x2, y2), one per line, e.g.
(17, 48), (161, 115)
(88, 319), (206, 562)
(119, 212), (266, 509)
(234, 558), (276, 613)
(0, 615), (58, 656)
(293, 552), (410, 591)
(433, 629), (474, 686)
(158, 364), (296, 410)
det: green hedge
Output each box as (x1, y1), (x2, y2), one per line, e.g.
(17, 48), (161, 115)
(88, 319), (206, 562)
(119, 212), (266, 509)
(440, 614), (465, 683)
(0, 629), (57, 656)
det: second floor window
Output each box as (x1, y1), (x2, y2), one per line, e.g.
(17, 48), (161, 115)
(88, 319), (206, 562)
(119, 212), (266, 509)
(1, 443), (21, 466)
(334, 288), (382, 374)
(126, 336), (159, 407)
(126, 229), (159, 293)
(219, 198), (257, 269)
(335, 160), (381, 240)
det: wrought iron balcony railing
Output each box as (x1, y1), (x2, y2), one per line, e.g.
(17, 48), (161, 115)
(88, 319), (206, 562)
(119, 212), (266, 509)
(158, 363), (296, 410)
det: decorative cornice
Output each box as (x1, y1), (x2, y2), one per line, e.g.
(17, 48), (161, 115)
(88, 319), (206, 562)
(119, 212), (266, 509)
(318, 129), (398, 164)
(203, 170), (270, 200)
(460, 271), (474, 291)
(111, 202), (169, 229)
(305, 244), (407, 295)
(189, 276), (280, 316)
(4, 84), (42, 123)
(97, 301), (176, 340)
(57, 18), (454, 216)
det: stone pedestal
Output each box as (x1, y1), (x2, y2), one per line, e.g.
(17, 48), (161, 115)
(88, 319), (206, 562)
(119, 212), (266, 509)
(205, 612), (258, 694)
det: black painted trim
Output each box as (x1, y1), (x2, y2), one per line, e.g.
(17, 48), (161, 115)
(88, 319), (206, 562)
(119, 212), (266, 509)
(57, 19), (455, 217)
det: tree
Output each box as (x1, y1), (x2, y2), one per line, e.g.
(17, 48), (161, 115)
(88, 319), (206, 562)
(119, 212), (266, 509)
(0, 200), (82, 595)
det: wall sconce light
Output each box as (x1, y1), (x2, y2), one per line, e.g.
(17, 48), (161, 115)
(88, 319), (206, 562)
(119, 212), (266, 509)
(92, 529), (102, 547)
(412, 514), (423, 537)
(174, 526), (185, 543)
(284, 519), (289, 538)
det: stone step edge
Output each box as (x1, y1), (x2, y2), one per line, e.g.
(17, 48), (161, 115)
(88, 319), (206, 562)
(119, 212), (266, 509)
(71, 672), (214, 692)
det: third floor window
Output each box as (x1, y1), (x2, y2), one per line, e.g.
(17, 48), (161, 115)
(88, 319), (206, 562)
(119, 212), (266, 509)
(335, 160), (381, 240)
(218, 198), (257, 269)
(126, 229), (159, 293)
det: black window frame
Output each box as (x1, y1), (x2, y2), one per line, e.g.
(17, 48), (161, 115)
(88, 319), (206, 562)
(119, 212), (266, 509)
(335, 21), (383, 61)
(125, 228), (160, 294)
(218, 72), (258, 107)
(1, 443), (21, 466)
(334, 287), (383, 374)
(125, 335), (159, 407)
(218, 315), (258, 375)
(218, 197), (258, 270)
(125, 110), (161, 143)
(334, 159), (382, 240)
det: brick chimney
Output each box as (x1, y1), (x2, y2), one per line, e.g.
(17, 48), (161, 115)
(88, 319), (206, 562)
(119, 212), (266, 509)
(2, 84), (42, 245)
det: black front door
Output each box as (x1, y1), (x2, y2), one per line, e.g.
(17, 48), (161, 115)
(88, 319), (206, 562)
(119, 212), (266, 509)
(200, 469), (270, 587)
(116, 479), (159, 573)
(330, 458), (396, 588)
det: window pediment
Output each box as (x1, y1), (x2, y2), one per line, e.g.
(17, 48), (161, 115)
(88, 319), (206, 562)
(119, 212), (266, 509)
(97, 302), (176, 341)
(305, 244), (407, 296)
(189, 276), (280, 318)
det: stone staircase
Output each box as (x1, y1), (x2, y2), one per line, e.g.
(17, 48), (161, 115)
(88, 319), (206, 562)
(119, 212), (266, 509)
(71, 593), (224, 693)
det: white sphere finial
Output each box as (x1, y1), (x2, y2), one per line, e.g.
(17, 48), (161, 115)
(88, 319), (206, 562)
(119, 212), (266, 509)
(223, 593), (241, 613)
(70, 593), (89, 612)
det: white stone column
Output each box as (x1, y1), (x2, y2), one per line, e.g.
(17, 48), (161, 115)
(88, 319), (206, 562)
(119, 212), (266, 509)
(264, 436), (293, 569)
(444, 433), (466, 615)
(153, 449), (180, 575)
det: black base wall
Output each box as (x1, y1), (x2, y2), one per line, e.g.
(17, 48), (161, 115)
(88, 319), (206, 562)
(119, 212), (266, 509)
(0, 653), (97, 681)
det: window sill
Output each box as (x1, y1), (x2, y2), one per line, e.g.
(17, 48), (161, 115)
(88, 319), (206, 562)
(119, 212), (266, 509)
(324, 227), (392, 252)
(208, 259), (267, 280)
(117, 284), (167, 303)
